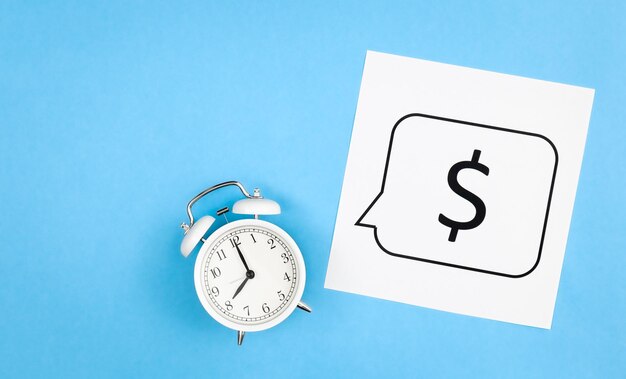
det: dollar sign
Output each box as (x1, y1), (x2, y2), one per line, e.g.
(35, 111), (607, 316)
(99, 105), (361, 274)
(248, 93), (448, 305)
(438, 149), (490, 242)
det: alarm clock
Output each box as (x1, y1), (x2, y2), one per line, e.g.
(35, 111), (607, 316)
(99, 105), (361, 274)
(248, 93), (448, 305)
(179, 181), (311, 345)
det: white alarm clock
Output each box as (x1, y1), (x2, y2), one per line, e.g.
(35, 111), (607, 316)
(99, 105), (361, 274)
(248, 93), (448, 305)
(179, 181), (311, 345)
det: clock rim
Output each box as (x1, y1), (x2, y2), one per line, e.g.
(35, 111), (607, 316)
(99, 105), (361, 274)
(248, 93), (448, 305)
(193, 218), (306, 332)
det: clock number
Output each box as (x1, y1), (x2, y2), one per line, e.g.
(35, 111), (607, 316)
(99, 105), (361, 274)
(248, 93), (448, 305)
(216, 249), (227, 261)
(283, 272), (291, 282)
(225, 300), (233, 311)
(210, 267), (221, 279)
(211, 286), (219, 297)
(250, 234), (257, 243)
(229, 236), (240, 248)
(267, 238), (276, 250)
(262, 303), (270, 314)
(277, 290), (286, 301)
(243, 305), (250, 316)
(281, 252), (289, 263)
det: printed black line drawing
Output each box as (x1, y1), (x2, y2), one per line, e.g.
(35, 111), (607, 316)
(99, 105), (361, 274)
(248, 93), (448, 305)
(355, 113), (559, 278)
(438, 148), (490, 242)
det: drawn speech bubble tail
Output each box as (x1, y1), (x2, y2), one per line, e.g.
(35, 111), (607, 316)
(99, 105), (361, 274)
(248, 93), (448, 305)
(355, 192), (383, 229)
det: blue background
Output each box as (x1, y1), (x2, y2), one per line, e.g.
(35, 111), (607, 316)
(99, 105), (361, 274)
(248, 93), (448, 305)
(1, 1), (624, 377)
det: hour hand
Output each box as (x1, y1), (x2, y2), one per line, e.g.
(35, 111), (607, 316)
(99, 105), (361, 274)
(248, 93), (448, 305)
(232, 277), (249, 299)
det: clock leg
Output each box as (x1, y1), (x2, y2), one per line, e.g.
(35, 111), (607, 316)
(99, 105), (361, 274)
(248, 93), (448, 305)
(237, 330), (245, 346)
(297, 301), (312, 313)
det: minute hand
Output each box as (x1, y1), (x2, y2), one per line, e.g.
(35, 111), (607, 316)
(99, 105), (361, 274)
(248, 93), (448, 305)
(235, 244), (251, 272)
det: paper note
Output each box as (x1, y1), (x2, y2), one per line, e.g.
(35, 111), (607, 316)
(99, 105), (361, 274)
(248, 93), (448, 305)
(325, 51), (594, 328)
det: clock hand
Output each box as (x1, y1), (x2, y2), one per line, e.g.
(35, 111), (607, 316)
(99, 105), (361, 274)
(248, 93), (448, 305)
(232, 277), (249, 299)
(232, 244), (256, 299)
(229, 275), (246, 284)
(234, 244), (251, 272)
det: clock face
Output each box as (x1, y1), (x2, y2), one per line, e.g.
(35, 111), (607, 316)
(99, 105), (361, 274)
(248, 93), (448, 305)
(194, 219), (305, 332)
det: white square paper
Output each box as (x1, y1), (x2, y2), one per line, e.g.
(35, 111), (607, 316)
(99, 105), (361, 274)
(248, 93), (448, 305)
(325, 51), (594, 328)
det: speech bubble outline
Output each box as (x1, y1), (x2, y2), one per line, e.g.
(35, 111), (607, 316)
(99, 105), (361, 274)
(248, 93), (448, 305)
(355, 113), (559, 278)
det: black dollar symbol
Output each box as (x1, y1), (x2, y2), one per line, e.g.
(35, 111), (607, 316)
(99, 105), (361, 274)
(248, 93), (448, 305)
(438, 149), (490, 242)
